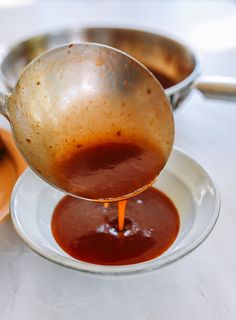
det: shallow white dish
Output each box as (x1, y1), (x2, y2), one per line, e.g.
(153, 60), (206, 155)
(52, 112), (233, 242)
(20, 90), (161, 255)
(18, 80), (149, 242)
(10, 148), (220, 276)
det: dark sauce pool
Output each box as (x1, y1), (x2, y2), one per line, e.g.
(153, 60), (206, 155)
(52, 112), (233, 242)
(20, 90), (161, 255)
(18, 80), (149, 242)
(148, 69), (177, 89)
(51, 187), (179, 266)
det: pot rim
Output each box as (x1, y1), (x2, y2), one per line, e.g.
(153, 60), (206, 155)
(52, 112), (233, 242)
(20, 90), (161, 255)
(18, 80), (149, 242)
(0, 26), (202, 93)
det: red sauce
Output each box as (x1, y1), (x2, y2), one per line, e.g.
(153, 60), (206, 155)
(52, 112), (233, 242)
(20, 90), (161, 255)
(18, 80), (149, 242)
(148, 69), (176, 89)
(118, 199), (127, 231)
(51, 187), (179, 265)
(53, 142), (166, 200)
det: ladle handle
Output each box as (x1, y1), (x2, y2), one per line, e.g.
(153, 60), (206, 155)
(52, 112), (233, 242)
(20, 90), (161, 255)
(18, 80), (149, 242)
(0, 90), (9, 119)
(194, 76), (236, 101)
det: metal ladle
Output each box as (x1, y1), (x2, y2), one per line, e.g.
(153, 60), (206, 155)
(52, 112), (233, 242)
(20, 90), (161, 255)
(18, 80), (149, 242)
(0, 43), (174, 201)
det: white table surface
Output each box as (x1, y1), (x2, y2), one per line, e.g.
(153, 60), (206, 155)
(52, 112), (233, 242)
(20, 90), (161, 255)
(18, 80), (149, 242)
(1, 1), (236, 319)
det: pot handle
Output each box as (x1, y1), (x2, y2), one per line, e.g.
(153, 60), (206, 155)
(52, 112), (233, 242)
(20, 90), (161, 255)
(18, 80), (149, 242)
(0, 90), (9, 120)
(194, 76), (236, 101)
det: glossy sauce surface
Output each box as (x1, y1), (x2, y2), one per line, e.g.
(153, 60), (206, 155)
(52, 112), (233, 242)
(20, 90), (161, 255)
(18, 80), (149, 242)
(54, 142), (166, 200)
(51, 187), (179, 265)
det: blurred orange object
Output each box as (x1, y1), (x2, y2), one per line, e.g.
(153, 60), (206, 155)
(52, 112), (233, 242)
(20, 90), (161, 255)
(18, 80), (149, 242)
(0, 128), (27, 223)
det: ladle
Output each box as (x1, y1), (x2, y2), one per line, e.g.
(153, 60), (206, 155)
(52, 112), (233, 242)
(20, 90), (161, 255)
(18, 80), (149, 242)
(0, 43), (174, 201)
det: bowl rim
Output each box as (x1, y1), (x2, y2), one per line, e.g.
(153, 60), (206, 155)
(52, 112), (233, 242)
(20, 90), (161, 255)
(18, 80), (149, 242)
(10, 147), (221, 276)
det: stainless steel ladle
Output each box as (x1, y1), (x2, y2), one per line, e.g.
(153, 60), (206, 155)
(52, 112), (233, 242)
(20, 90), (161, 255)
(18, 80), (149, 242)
(0, 43), (174, 201)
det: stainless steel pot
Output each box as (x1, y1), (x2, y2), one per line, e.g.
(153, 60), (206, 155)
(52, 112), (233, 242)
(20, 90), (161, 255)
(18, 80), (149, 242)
(1, 27), (236, 110)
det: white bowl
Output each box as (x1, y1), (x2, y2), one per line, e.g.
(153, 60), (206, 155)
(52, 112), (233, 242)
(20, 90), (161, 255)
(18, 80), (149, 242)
(10, 148), (220, 276)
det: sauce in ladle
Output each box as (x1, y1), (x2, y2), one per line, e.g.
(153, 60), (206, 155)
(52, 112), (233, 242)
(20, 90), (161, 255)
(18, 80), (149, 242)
(53, 141), (166, 200)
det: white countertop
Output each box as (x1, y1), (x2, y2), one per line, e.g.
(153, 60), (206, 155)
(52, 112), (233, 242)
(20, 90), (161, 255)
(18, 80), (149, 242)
(1, 1), (236, 319)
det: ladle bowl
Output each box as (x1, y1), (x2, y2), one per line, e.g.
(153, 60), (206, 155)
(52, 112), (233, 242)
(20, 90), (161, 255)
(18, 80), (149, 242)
(0, 43), (174, 201)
